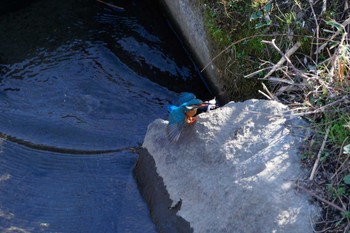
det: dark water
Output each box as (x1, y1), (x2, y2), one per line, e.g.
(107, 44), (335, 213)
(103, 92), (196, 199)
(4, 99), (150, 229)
(0, 0), (212, 232)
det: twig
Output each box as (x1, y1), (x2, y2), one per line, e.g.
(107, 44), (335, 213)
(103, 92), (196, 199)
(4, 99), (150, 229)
(285, 95), (349, 117)
(316, 17), (350, 54)
(309, 1), (320, 63)
(259, 76), (295, 85)
(322, 0), (327, 14)
(344, 224), (350, 233)
(261, 82), (279, 101)
(244, 66), (273, 78)
(258, 90), (273, 100)
(200, 33), (298, 72)
(330, 136), (350, 180)
(262, 40), (309, 81)
(295, 183), (347, 213)
(309, 125), (330, 181)
(201, 33), (329, 73)
(220, 0), (232, 19)
(261, 41), (301, 79)
(201, 35), (261, 72)
(96, 0), (124, 10)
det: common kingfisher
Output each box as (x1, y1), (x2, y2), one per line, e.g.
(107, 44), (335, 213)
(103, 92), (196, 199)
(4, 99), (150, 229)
(167, 92), (217, 142)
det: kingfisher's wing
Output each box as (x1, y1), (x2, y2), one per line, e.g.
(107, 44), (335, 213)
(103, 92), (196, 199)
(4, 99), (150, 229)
(167, 104), (177, 112)
(167, 106), (186, 142)
(167, 121), (185, 142)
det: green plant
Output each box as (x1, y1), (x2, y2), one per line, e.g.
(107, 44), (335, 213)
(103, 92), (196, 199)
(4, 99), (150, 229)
(250, 2), (272, 29)
(204, 8), (231, 48)
(275, 12), (296, 26)
(322, 114), (350, 146)
(343, 175), (350, 185)
(342, 211), (350, 220)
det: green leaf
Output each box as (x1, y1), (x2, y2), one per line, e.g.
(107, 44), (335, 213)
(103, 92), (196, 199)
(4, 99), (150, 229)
(250, 11), (263, 21)
(264, 3), (272, 12)
(320, 152), (330, 162)
(266, 19), (272, 26)
(326, 20), (344, 32)
(255, 18), (271, 29)
(343, 144), (350, 154)
(255, 22), (265, 29)
(343, 175), (350, 185)
(342, 211), (350, 220)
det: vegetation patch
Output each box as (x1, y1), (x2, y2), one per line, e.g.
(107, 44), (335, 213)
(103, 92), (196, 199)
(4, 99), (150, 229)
(201, 0), (350, 231)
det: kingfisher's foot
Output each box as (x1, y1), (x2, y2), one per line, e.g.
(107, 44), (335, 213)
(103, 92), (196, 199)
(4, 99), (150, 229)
(186, 116), (198, 124)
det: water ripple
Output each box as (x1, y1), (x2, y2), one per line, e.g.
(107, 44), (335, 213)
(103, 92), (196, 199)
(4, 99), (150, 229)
(0, 0), (213, 231)
(0, 140), (155, 232)
(0, 40), (176, 150)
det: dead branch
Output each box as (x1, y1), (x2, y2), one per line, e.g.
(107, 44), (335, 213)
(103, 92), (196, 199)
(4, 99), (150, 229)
(316, 17), (350, 54)
(295, 183), (348, 213)
(260, 83), (279, 101)
(260, 76), (295, 85)
(262, 40), (307, 80)
(286, 95), (349, 117)
(244, 66), (274, 79)
(201, 33), (301, 73)
(96, 0), (124, 10)
(330, 136), (350, 180)
(322, 0), (327, 14)
(258, 90), (272, 100)
(309, 1), (320, 63)
(260, 41), (302, 80)
(309, 125), (330, 181)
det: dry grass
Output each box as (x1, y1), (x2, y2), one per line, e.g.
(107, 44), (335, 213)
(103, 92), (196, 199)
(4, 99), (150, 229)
(205, 0), (350, 231)
(246, 2), (350, 231)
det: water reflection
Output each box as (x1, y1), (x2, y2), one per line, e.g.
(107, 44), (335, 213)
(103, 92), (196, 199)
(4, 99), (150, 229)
(0, 0), (213, 231)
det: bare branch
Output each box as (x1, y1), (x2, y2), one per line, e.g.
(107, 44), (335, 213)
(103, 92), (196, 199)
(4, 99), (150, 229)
(309, 125), (330, 181)
(295, 184), (348, 213)
(322, 0), (327, 14)
(261, 41), (302, 80)
(96, 0), (124, 10)
(262, 40), (307, 79)
(244, 66), (273, 79)
(286, 95), (349, 117)
(309, 1), (320, 63)
(316, 17), (350, 54)
(259, 76), (295, 85)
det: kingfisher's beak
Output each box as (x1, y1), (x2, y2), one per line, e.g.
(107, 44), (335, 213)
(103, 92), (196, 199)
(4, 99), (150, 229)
(186, 103), (207, 110)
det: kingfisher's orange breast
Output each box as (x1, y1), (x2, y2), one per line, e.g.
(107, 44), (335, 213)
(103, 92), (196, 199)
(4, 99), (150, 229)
(186, 109), (197, 117)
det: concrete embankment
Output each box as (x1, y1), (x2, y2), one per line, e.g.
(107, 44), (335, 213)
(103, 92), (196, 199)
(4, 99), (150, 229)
(135, 100), (320, 232)
(157, 0), (223, 100)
